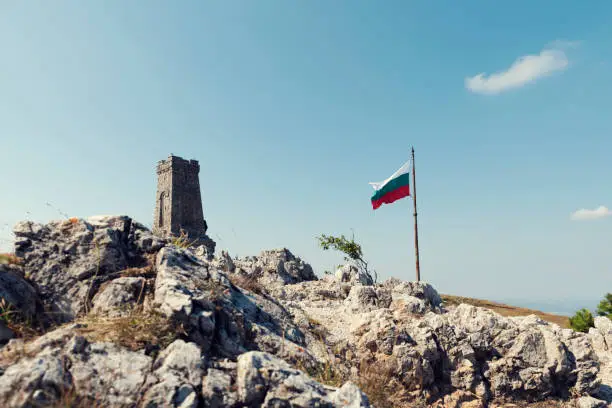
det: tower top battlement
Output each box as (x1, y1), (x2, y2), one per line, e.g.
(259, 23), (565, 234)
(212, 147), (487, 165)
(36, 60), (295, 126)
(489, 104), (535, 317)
(156, 155), (200, 174)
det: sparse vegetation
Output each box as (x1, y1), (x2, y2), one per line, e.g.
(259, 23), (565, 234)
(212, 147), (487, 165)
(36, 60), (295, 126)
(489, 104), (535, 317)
(74, 309), (184, 352)
(169, 228), (195, 249)
(0, 298), (43, 341)
(316, 233), (377, 283)
(0, 253), (22, 266)
(305, 314), (329, 342)
(569, 308), (595, 333)
(84, 240), (102, 314)
(355, 357), (425, 408)
(566, 292), (611, 333)
(291, 353), (346, 389)
(228, 273), (267, 296)
(304, 359), (346, 388)
(596, 292), (612, 318)
(46, 386), (108, 408)
(118, 264), (156, 278)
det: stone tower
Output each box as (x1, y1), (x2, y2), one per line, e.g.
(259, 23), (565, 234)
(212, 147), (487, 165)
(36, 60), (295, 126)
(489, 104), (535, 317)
(153, 155), (211, 249)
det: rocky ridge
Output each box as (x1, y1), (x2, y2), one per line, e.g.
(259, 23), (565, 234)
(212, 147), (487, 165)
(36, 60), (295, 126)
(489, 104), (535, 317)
(0, 215), (609, 407)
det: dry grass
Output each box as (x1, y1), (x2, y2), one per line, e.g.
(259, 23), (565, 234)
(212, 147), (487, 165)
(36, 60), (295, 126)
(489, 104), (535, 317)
(305, 315), (329, 343)
(0, 253), (23, 266)
(228, 273), (267, 296)
(117, 264), (156, 278)
(73, 309), (184, 352)
(31, 386), (108, 408)
(0, 298), (43, 342)
(293, 357), (346, 389)
(355, 357), (428, 408)
(441, 295), (570, 329)
(169, 229), (195, 249)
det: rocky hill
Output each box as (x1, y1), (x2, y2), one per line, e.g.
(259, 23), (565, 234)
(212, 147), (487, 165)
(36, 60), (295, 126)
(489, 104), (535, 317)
(0, 215), (610, 407)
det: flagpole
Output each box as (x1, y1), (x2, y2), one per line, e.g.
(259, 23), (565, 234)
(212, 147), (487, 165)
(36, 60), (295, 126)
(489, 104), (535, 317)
(411, 147), (421, 282)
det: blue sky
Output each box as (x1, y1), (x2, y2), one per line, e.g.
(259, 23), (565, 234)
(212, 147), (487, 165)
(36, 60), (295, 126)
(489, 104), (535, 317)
(1, 1), (611, 313)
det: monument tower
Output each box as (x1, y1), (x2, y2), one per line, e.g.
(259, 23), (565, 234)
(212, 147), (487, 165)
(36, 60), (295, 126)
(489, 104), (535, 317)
(153, 154), (214, 256)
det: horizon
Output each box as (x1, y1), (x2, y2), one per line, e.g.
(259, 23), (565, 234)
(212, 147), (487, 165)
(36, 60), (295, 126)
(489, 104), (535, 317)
(1, 1), (611, 315)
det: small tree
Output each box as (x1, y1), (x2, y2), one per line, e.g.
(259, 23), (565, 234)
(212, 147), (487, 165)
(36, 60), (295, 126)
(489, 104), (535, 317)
(596, 293), (612, 318)
(316, 233), (377, 283)
(569, 308), (595, 333)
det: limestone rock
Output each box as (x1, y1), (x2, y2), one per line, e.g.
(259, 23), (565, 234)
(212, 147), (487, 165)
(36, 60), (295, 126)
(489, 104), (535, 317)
(577, 395), (608, 408)
(438, 390), (485, 408)
(2, 214), (611, 407)
(344, 285), (380, 313)
(213, 250), (235, 273)
(233, 248), (317, 288)
(140, 339), (204, 408)
(236, 351), (370, 407)
(588, 316), (612, 402)
(0, 264), (41, 318)
(129, 221), (167, 253)
(13, 216), (163, 322)
(202, 368), (239, 408)
(91, 277), (147, 317)
(335, 263), (374, 286)
(154, 246), (223, 352)
(0, 332), (152, 408)
(193, 234), (217, 261)
(154, 246), (305, 360)
(0, 354), (72, 407)
(69, 340), (152, 407)
(389, 281), (442, 310)
(0, 264), (45, 343)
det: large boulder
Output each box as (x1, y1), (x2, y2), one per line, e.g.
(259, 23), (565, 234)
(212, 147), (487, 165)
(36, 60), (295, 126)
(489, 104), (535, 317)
(91, 277), (147, 317)
(347, 303), (604, 404)
(236, 351), (370, 407)
(335, 263), (374, 286)
(0, 264), (45, 344)
(232, 248), (317, 288)
(0, 326), (368, 408)
(140, 339), (204, 407)
(13, 216), (163, 322)
(0, 332), (152, 408)
(588, 316), (612, 402)
(154, 246), (307, 360)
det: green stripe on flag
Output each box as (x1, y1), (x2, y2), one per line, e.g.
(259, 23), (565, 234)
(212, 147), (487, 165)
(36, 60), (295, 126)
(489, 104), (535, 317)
(371, 173), (410, 201)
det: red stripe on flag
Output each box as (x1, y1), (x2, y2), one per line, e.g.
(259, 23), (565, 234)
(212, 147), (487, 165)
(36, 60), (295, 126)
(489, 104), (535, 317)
(371, 185), (410, 210)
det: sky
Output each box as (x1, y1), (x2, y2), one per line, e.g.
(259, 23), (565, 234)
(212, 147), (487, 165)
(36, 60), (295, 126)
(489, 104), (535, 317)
(1, 1), (611, 314)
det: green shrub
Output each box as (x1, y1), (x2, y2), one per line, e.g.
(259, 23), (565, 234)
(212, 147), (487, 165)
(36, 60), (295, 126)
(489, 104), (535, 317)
(316, 233), (377, 283)
(596, 293), (612, 318)
(569, 308), (595, 333)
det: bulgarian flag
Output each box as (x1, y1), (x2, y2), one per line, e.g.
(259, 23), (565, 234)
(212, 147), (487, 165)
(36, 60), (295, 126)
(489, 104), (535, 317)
(369, 161), (411, 210)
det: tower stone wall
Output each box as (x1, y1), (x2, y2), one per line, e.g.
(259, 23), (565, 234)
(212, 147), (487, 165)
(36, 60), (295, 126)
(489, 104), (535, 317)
(153, 155), (212, 256)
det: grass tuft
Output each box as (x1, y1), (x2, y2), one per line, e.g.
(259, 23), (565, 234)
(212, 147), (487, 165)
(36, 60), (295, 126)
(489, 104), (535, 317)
(169, 229), (195, 249)
(293, 356), (346, 388)
(73, 308), (184, 352)
(0, 298), (44, 341)
(0, 253), (23, 266)
(355, 357), (425, 408)
(228, 273), (267, 296)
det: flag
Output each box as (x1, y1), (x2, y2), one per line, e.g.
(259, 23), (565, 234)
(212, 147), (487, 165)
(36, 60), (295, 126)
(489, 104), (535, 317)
(369, 161), (411, 210)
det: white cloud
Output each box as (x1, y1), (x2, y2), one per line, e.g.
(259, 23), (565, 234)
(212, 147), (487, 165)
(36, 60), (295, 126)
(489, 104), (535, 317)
(465, 44), (571, 94)
(570, 206), (612, 221)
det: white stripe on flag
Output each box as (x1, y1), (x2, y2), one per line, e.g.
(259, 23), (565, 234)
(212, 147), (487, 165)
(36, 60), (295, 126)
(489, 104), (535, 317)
(368, 160), (411, 191)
